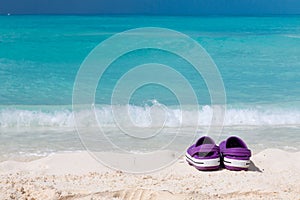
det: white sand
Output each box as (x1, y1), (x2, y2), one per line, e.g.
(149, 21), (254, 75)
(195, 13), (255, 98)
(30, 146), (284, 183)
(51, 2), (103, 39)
(0, 149), (299, 200)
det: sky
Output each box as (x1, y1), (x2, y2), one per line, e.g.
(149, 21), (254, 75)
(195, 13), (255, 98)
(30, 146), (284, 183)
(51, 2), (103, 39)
(0, 0), (300, 15)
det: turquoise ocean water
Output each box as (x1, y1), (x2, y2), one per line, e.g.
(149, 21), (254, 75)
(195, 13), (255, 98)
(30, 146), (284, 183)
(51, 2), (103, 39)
(0, 15), (300, 161)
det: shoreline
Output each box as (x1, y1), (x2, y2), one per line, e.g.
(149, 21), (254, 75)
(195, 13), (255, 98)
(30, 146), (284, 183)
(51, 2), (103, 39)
(1, 149), (299, 199)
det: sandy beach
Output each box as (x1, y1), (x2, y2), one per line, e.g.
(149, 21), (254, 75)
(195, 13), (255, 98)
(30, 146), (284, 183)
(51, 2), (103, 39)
(0, 149), (299, 200)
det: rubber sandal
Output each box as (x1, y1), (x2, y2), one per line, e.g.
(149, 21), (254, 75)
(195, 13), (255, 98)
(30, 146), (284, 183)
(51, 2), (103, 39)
(185, 136), (220, 171)
(219, 136), (251, 171)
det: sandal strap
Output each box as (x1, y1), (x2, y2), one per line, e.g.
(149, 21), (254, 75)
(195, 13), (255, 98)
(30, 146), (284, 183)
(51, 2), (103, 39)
(222, 147), (251, 157)
(189, 144), (219, 157)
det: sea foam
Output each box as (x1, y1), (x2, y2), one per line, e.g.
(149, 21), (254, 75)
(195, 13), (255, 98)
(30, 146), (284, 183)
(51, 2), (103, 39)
(0, 104), (299, 128)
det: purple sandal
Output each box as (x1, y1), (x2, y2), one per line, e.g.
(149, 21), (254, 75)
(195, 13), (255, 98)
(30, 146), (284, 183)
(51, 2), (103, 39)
(219, 136), (251, 171)
(186, 136), (220, 171)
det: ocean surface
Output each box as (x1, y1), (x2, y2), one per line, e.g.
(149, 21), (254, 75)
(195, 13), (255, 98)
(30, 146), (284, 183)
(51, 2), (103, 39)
(0, 15), (300, 161)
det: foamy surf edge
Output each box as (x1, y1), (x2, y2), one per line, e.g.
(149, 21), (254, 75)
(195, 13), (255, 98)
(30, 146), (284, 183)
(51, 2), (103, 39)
(0, 104), (300, 128)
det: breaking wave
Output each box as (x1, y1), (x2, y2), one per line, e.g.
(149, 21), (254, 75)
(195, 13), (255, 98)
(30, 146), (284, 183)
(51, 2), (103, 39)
(1, 104), (300, 128)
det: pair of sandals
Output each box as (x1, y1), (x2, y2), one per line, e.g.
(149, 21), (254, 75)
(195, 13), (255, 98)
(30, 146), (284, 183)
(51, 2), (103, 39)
(186, 136), (251, 171)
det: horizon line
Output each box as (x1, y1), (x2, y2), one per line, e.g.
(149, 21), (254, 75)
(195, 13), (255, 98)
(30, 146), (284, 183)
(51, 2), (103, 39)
(1, 13), (300, 17)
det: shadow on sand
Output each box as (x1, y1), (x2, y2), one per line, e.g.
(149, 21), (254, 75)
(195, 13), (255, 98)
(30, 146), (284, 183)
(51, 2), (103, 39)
(248, 161), (263, 172)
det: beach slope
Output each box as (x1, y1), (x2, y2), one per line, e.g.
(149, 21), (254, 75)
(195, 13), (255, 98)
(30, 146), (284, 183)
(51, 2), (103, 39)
(0, 149), (299, 200)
